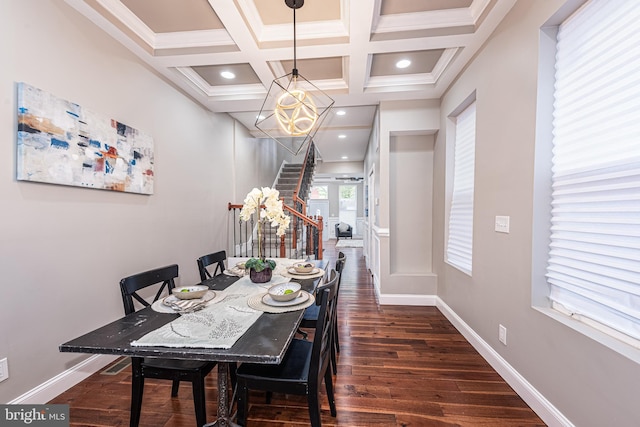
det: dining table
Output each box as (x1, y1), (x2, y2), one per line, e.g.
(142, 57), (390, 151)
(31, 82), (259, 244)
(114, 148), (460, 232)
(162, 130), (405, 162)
(59, 258), (328, 427)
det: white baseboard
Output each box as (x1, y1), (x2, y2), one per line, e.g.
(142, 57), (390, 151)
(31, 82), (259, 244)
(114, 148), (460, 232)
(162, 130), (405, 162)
(436, 298), (574, 427)
(9, 354), (118, 404)
(378, 293), (437, 306)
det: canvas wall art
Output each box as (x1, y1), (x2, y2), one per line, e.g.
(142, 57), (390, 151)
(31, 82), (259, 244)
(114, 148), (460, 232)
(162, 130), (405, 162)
(17, 82), (154, 194)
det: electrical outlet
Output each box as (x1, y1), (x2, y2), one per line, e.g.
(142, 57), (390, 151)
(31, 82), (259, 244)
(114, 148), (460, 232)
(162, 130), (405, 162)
(0, 358), (8, 382)
(499, 325), (507, 345)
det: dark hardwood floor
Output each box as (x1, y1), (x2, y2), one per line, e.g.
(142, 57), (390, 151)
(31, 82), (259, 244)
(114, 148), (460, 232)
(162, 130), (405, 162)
(50, 241), (545, 426)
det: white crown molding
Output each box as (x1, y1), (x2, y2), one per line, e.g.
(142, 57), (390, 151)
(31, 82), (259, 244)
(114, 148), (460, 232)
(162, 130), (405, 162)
(375, 8), (474, 34)
(175, 66), (211, 95)
(260, 20), (349, 42)
(97, 0), (235, 50)
(175, 67), (266, 98)
(95, 0), (156, 47)
(154, 29), (234, 49)
(431, 47), (459, 82)
(367, 73), (436, 88)
(238, 0), (348, 42)
(208, 84), (266, 98)
(470, 0), (493, 21)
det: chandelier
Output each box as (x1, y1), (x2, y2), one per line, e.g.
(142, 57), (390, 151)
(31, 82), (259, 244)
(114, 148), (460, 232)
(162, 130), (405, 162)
(255, 0), (334, 155)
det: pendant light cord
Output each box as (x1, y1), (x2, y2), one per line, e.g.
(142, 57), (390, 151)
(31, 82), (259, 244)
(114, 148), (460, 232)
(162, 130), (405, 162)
(293, 2), (298, 76)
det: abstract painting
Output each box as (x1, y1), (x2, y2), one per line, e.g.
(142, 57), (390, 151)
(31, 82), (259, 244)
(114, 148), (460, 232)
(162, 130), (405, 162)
(17, 82), (154, 194)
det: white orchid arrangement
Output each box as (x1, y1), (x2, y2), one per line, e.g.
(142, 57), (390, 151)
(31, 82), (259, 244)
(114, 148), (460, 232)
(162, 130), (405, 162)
(239, 187), (290, 265)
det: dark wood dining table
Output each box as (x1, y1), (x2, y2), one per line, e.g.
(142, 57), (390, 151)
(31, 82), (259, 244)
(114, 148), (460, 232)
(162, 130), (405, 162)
(59, 259), (327, 427)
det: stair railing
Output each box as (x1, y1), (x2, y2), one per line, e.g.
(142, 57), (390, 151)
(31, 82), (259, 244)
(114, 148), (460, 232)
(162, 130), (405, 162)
(292, 140), (317, 216)
(228, 141), (323, 260)
(290, 140), (322, 258)
(228, 201), (323, 260)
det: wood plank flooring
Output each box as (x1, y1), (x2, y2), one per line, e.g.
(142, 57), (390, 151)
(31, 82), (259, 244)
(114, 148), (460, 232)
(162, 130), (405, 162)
(50, 242), (545, 426)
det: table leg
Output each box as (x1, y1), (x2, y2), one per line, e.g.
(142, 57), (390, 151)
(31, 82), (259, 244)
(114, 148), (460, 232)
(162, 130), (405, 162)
(204, 362), (240, 427)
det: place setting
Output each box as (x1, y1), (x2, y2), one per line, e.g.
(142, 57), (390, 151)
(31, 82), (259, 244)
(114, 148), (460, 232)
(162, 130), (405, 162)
(224, 261), (248, 277)
(151, 285), (223, 314)
(247, 282), (315, 313)
(281, 261), (325, 279)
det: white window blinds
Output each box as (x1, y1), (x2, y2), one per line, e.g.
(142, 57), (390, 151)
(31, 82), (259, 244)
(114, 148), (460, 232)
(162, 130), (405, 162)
(447, 101), (476, 274)
(547, 0), (640, 343)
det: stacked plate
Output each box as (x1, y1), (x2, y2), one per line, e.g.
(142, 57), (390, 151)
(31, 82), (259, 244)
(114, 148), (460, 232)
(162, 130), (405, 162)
(287, 266), (321, 276)
(161, 290), (216, 313)
(262, 291), (310, 307)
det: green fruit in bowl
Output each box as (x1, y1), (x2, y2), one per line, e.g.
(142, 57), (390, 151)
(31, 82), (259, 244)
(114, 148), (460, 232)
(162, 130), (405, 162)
(284, 289), (294, 295)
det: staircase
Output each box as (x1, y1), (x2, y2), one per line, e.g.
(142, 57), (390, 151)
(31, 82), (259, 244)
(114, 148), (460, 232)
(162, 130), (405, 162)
(275, 163), (304, 206)
(268, 162), (314, 259)
(228, 142), (323, 260)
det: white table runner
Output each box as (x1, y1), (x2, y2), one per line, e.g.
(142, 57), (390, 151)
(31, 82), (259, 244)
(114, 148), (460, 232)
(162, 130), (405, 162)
(131, 275), (289, 349)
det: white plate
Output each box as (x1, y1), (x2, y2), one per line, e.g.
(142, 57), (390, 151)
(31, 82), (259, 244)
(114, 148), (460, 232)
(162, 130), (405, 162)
(162, 290), (215, 309)
(287, 267), (320, 276)
(262, 291), (309, 307)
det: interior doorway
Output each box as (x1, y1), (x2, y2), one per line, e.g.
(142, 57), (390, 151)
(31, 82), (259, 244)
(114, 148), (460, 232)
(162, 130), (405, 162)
(339, 184), (357, 235)
(307, 199), (329, 241)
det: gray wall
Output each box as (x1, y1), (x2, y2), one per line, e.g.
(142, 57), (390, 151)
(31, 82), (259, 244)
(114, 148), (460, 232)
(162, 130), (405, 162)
(0, 0), (281, 403)
(433, 1), (639, 426)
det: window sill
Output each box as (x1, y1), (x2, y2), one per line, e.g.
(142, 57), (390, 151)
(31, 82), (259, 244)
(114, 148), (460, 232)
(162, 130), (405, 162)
(533, 305), (640, 365)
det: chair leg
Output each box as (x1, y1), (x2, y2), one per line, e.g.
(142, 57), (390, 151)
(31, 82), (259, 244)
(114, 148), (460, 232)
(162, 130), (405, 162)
(171, 380), (180, 397)
(307, 389), (322, 427)
(192, 377), (207, 427)
(130, 358), (144, 427)
(324, 368), (337, 417)
(331, 323), (339, 374)
(236, 383), (249, 426)
(331, 339), (337, 375)
(229, 362), (238, 391)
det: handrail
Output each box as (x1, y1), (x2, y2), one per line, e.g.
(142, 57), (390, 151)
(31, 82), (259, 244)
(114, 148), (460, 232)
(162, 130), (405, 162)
(292, 140), (314, 215)
(228, 201), (323, 259)
(284, 204), (323, 259)
(227, 202), (321, 229)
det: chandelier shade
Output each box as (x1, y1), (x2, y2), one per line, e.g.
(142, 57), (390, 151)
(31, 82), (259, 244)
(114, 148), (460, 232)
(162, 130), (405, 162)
(254, 0), (334, 156)
(256, 70), (334, 155)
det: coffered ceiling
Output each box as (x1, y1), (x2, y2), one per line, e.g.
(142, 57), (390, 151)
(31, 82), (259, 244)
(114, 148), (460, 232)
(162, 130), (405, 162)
(66, 0), (516, 164)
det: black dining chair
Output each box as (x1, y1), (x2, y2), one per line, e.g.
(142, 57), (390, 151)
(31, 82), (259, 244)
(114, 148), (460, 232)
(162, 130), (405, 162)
(119, 264), (216, 427)
(235, 269), (339, 427)
(197, 250), (227, 282)
(300, 252), (346, 374)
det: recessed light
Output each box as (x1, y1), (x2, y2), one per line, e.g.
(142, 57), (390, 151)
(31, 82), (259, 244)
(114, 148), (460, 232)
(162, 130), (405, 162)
(220, 71), (235, 79)
(338, 134), (346, 139)
(336, 110), (346, 116)
(396, 59), (411, 69)
(341, 156), (348, 160)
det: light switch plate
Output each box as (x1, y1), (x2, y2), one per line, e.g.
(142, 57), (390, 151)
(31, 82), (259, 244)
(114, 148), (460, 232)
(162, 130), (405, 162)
(0, 358), (8, 382)
(495, 216), (510, 233)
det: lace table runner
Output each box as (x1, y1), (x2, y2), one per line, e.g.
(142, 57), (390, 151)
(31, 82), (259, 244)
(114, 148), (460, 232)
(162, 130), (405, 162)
(131, 275), (289, 349)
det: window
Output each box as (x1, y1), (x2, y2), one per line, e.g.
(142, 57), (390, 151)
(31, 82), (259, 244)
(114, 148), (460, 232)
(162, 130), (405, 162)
(446, 101), (476, 274)
(339, 185), (357, 232)
(545, 0), (640, 346)
(309, 185), (328, 199)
